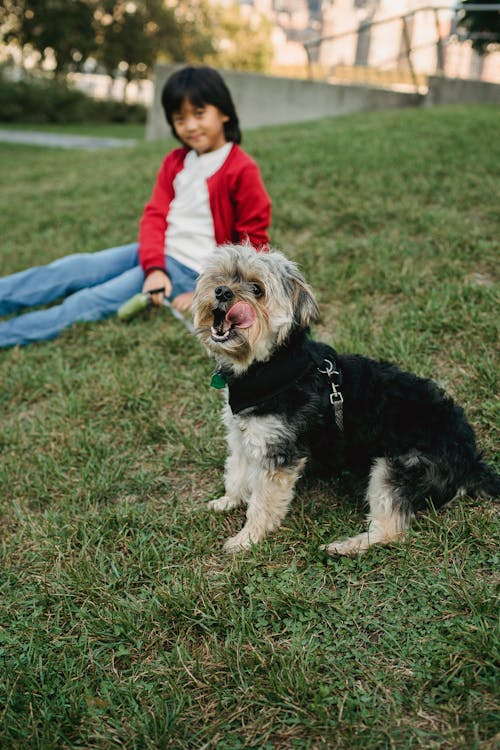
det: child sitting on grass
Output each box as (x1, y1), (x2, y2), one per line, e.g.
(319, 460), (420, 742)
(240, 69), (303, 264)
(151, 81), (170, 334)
(0, 66), (271, 348)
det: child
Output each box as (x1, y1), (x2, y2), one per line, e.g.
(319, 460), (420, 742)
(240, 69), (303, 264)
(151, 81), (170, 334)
(0, 66), (271, 348)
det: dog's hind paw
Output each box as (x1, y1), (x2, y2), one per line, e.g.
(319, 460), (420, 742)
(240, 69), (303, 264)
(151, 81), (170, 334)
(207, 495), (241, 512)
(322, 522), (407, 556)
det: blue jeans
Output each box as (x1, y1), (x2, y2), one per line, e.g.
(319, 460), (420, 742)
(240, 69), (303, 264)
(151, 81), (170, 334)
(0, 243), (199, 347)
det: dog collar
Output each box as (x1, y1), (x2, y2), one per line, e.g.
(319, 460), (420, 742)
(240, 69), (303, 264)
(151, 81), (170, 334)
(211, 329), (314, 413)
(211, 330), (343, 428)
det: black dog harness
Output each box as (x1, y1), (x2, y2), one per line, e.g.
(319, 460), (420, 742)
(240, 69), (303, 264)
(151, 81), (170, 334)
(211, 330), (344, 431)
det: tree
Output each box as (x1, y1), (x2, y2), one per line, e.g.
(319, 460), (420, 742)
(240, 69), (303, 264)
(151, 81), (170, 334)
(1, 0), (273, 90)
(1, 0), (215, 87)
(0, 0), (97, 74)
(207, 2), (273, 73)
(457, 0), (500, 55)
(95, 1), (208, 80)
(157, 0), (217, 63)
(94, 0), (272, 90)
(94, 0), (216, 98)
(95, 1), (174, 89)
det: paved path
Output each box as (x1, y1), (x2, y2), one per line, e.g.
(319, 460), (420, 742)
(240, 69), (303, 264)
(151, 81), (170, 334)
(0, 128), (137, 150)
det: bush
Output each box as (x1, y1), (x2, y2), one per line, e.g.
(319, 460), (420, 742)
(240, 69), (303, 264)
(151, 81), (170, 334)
(88, 99), (148, 124)
(0, 71), (147, 124)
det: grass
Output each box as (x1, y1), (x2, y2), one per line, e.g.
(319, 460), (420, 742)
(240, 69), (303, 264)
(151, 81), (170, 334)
(0, 105), (499, 750)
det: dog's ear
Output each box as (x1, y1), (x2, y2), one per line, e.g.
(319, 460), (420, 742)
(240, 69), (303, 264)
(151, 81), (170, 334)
(294, 282), (320, 328)
(287, 266), (320, 329)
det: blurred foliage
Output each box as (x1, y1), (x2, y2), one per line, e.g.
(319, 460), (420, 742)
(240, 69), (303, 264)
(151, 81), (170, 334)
(0, 0), (273, 93)
(0, 66), (147, 122)
(457, 0), (500, 55)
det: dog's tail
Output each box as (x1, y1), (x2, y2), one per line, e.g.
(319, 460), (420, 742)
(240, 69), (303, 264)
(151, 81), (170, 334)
(465, 456), (500, 499)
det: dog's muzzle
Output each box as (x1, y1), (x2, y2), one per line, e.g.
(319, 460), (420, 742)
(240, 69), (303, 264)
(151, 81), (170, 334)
(212, 286), (234, 334)
(210, 288), (256, 343)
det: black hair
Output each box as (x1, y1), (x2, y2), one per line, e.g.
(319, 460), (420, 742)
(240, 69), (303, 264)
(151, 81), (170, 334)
(161, 66), (242, 145)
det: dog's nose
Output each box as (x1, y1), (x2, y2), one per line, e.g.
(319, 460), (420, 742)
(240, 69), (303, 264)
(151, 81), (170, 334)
(214, 285), (234, 302)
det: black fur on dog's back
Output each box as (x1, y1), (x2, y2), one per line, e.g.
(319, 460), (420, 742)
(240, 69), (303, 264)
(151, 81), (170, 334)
(334, 350), (499, 503)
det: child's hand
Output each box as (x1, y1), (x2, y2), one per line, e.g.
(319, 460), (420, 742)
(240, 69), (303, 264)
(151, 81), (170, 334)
(172, 291), (195, 312)
(143, 270), (172, 306)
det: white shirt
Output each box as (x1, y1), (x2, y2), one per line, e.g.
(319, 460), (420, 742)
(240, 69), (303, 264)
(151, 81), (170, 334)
(165, 142), (233, 273)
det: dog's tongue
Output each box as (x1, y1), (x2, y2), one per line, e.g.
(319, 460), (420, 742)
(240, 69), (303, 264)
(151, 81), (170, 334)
(225, 301), (255, 329)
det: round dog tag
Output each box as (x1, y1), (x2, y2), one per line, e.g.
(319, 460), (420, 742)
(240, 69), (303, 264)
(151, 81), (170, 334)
(210, 372), (227, 389)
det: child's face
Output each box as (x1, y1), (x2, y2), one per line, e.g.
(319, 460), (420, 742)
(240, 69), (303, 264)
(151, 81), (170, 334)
(172, 98), (229, 154)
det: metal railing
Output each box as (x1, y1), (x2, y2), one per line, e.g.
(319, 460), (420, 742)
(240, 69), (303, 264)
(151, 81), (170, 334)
(300, 3), (500, 89)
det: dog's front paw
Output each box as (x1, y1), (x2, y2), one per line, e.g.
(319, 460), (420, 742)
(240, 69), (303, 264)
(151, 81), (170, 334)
(223, 527), (259, 553)
(320, 535), (367, 557)
(207, 495), (240, 512)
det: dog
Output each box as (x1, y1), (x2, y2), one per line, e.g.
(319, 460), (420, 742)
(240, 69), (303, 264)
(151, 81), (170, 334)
(192, 244), (499, 555)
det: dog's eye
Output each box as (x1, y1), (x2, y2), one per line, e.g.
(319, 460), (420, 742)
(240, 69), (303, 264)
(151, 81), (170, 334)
(251, 283), (264, 298)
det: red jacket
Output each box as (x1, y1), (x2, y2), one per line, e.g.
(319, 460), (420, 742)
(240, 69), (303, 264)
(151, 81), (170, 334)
(138, 144), (271, 274)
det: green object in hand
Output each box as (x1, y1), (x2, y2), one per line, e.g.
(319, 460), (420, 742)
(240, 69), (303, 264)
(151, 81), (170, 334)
(118, 289), (196, 334)
(117, 293), (150, 321)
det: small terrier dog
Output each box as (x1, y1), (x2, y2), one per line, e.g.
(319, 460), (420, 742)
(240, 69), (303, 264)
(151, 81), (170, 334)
(193, 245), (499, 555)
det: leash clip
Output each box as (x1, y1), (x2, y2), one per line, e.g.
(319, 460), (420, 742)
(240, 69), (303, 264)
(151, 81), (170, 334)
(318, 358), (344, 431)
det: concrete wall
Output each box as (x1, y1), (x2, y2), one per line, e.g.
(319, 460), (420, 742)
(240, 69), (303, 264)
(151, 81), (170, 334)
(426, 76), (500, 106)
(146, 64), (423, 141)
(146, 66), (500, 141)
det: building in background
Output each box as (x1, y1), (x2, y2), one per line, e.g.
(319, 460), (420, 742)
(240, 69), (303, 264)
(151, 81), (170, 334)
(261, 0), (500, 84)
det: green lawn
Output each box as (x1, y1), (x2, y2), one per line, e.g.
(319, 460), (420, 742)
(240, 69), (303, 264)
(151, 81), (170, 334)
(0, 106), (499, 750)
